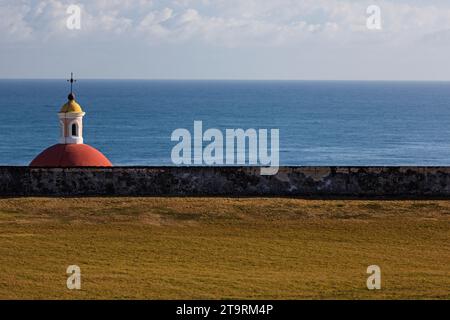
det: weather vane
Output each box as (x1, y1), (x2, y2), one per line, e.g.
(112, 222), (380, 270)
(67, 72), (77, 94)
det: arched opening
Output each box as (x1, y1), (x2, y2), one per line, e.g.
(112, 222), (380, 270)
(60, 121), (64, 137)
(72, 123), (78, 137)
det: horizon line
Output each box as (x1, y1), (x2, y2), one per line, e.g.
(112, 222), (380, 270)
(1, 78), (450, 82)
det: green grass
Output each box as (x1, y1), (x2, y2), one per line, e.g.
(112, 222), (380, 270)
(0, 197), (449, 299)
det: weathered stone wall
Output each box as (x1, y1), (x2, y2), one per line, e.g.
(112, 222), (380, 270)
(2, 166), (450, 198)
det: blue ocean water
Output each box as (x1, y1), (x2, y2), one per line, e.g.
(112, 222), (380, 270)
(1, 79), (450, 166)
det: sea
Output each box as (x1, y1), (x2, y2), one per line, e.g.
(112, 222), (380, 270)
(1, 79), (450, 166)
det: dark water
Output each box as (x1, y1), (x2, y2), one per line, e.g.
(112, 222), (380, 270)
(1, 79), (450, 166)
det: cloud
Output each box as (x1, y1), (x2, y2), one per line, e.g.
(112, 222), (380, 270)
(0, 2), (33, 41)
(2, 0), (450, 47)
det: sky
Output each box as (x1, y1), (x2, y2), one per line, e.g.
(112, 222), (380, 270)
(1, 0), (450, 80)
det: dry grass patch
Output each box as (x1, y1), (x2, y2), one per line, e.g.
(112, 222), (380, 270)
(0, 197), (449, 299)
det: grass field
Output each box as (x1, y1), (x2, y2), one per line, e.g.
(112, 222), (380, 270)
(0, 197), (449, 299)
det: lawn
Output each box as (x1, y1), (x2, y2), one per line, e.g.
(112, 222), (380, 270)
(0, 197), (449, 299)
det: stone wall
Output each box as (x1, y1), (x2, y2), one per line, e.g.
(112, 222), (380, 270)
(2, 166), (450, 198)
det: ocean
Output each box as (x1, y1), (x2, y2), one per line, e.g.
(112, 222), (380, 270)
(1, 79), (450, 166)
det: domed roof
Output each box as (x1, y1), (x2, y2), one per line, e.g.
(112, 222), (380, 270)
(30, 144), (112, 167)
(60, 100), (83, 113)
(60, 93), (83, 113)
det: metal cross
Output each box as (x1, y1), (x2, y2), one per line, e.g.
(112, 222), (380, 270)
(67, 72), (77, 93)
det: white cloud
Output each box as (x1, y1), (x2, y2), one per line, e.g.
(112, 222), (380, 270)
(2, 0), (450, 47)
(0, 2), (33, 41)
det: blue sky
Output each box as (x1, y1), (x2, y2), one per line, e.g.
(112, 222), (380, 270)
(1, 0), (450, 80)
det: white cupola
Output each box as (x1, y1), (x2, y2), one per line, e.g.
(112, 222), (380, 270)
(58, 73), (85, 144)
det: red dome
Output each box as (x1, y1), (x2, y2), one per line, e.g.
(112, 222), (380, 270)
(30, 144), (112, 167)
